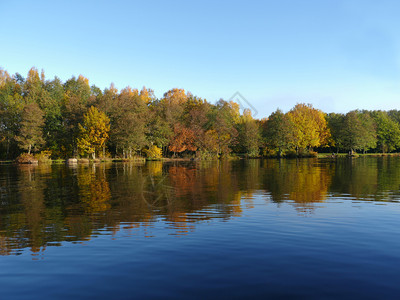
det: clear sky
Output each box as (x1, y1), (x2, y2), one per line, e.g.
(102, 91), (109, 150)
(1, 0), (399, 118)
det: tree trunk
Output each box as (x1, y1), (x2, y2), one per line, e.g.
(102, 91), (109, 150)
(28, 144), (32, 155)
(6, 138), (9, 159)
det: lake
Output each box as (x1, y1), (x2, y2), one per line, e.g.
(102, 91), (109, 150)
(1, 158), (400, 299)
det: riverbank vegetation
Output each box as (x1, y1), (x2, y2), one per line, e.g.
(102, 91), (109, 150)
(1, 67), (400, 161)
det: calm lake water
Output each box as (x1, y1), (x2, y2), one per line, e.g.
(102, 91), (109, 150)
(1, 158), (400, 299)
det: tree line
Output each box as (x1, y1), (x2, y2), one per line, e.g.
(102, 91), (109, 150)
(1, 67), (400, 160)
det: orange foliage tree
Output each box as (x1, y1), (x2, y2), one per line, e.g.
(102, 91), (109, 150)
(168, 123), (197, 154)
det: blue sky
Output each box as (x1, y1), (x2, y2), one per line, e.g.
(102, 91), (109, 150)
(1, 0), (399, 118)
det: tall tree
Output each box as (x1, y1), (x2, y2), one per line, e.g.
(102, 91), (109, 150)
(110, 87), (149, 158)
(185, 99), (212, 155)
(0, 70), (24, 158)
(77, 106), (110, 159)
(342, 110), (377, 153)
(237, 109), (261, 157)
(210, 100), (240, 156)
(147, 101), (173, 153)
(326, 113), (345, 153)
(15, 103), (45, 154)
(62, 75), (92, 156)
(263, 109), (295, 156)
(42, 76), (65, 156)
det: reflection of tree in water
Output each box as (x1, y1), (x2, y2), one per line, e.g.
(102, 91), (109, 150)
(330, 158), (377, 200)
(330, 157), (400, 202)
(137, 161), (244, 233)
(263, 159), (333, 213)
(0, 165), (51, 257)
(3, 157), (400, 256)
(77, 164), (111, 214)
(140, 169), (174, 210)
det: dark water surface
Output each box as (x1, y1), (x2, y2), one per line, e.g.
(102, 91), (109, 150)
(1, 158), (400, 299)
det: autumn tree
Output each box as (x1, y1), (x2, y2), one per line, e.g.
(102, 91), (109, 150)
(161, 88), (188, 120)
(15, 103), (45, 154)
(203, 130), (219, 156)
(209, 100), (240, 157)
(168, 123), (197, 155)
(182, 97), (212, 155)
(154, 88), (190, 154)
(287, 103), (331, 153)
(77, 106), (110, 159)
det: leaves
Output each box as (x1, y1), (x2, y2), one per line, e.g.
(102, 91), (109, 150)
(287, 103), (331, 150)
(3, 66), (400, 159)
(168, 123), (197, 153)
(15, 103), (45, 154)
(77, 106), (110, 158)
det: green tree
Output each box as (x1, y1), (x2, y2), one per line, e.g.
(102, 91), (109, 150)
(342, 110), (377, 153)
(371, 111), (400, 153)
(42, 76), (65, 157)
(62, 75), (92, 157)
(326, 113), (345, 153)
(0, 70), (24, 158)
(15, 103), (45, 154)
(237, 109), (261, 157)
(147, 101), (173, 154)
(263, 109), (295, 156)
(110, 87), (149, 158)
(77, 106), (110, 159)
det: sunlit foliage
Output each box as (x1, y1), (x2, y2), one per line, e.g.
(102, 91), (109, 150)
(2, 67), (400, 159)
(77, 106), (110, 159)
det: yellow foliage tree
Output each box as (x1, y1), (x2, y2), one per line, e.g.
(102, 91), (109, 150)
(287, 103), (331, 152)
(143, 145), (162, 159)
(77, 106), (110, 159)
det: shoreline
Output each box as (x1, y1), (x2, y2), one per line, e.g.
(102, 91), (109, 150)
(1, 153), (400, 165)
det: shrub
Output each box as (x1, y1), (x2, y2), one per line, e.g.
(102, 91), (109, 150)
(34, 150), (52, 163)
(247, 148), (260, 158)
(197, 150), (218, 160)
(143, 145), (162, 160)
(15, 153), (37, 164)
(263, 148), (277, 158)
(284, 150), (298, 158)
(308, 150), (318, 157)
